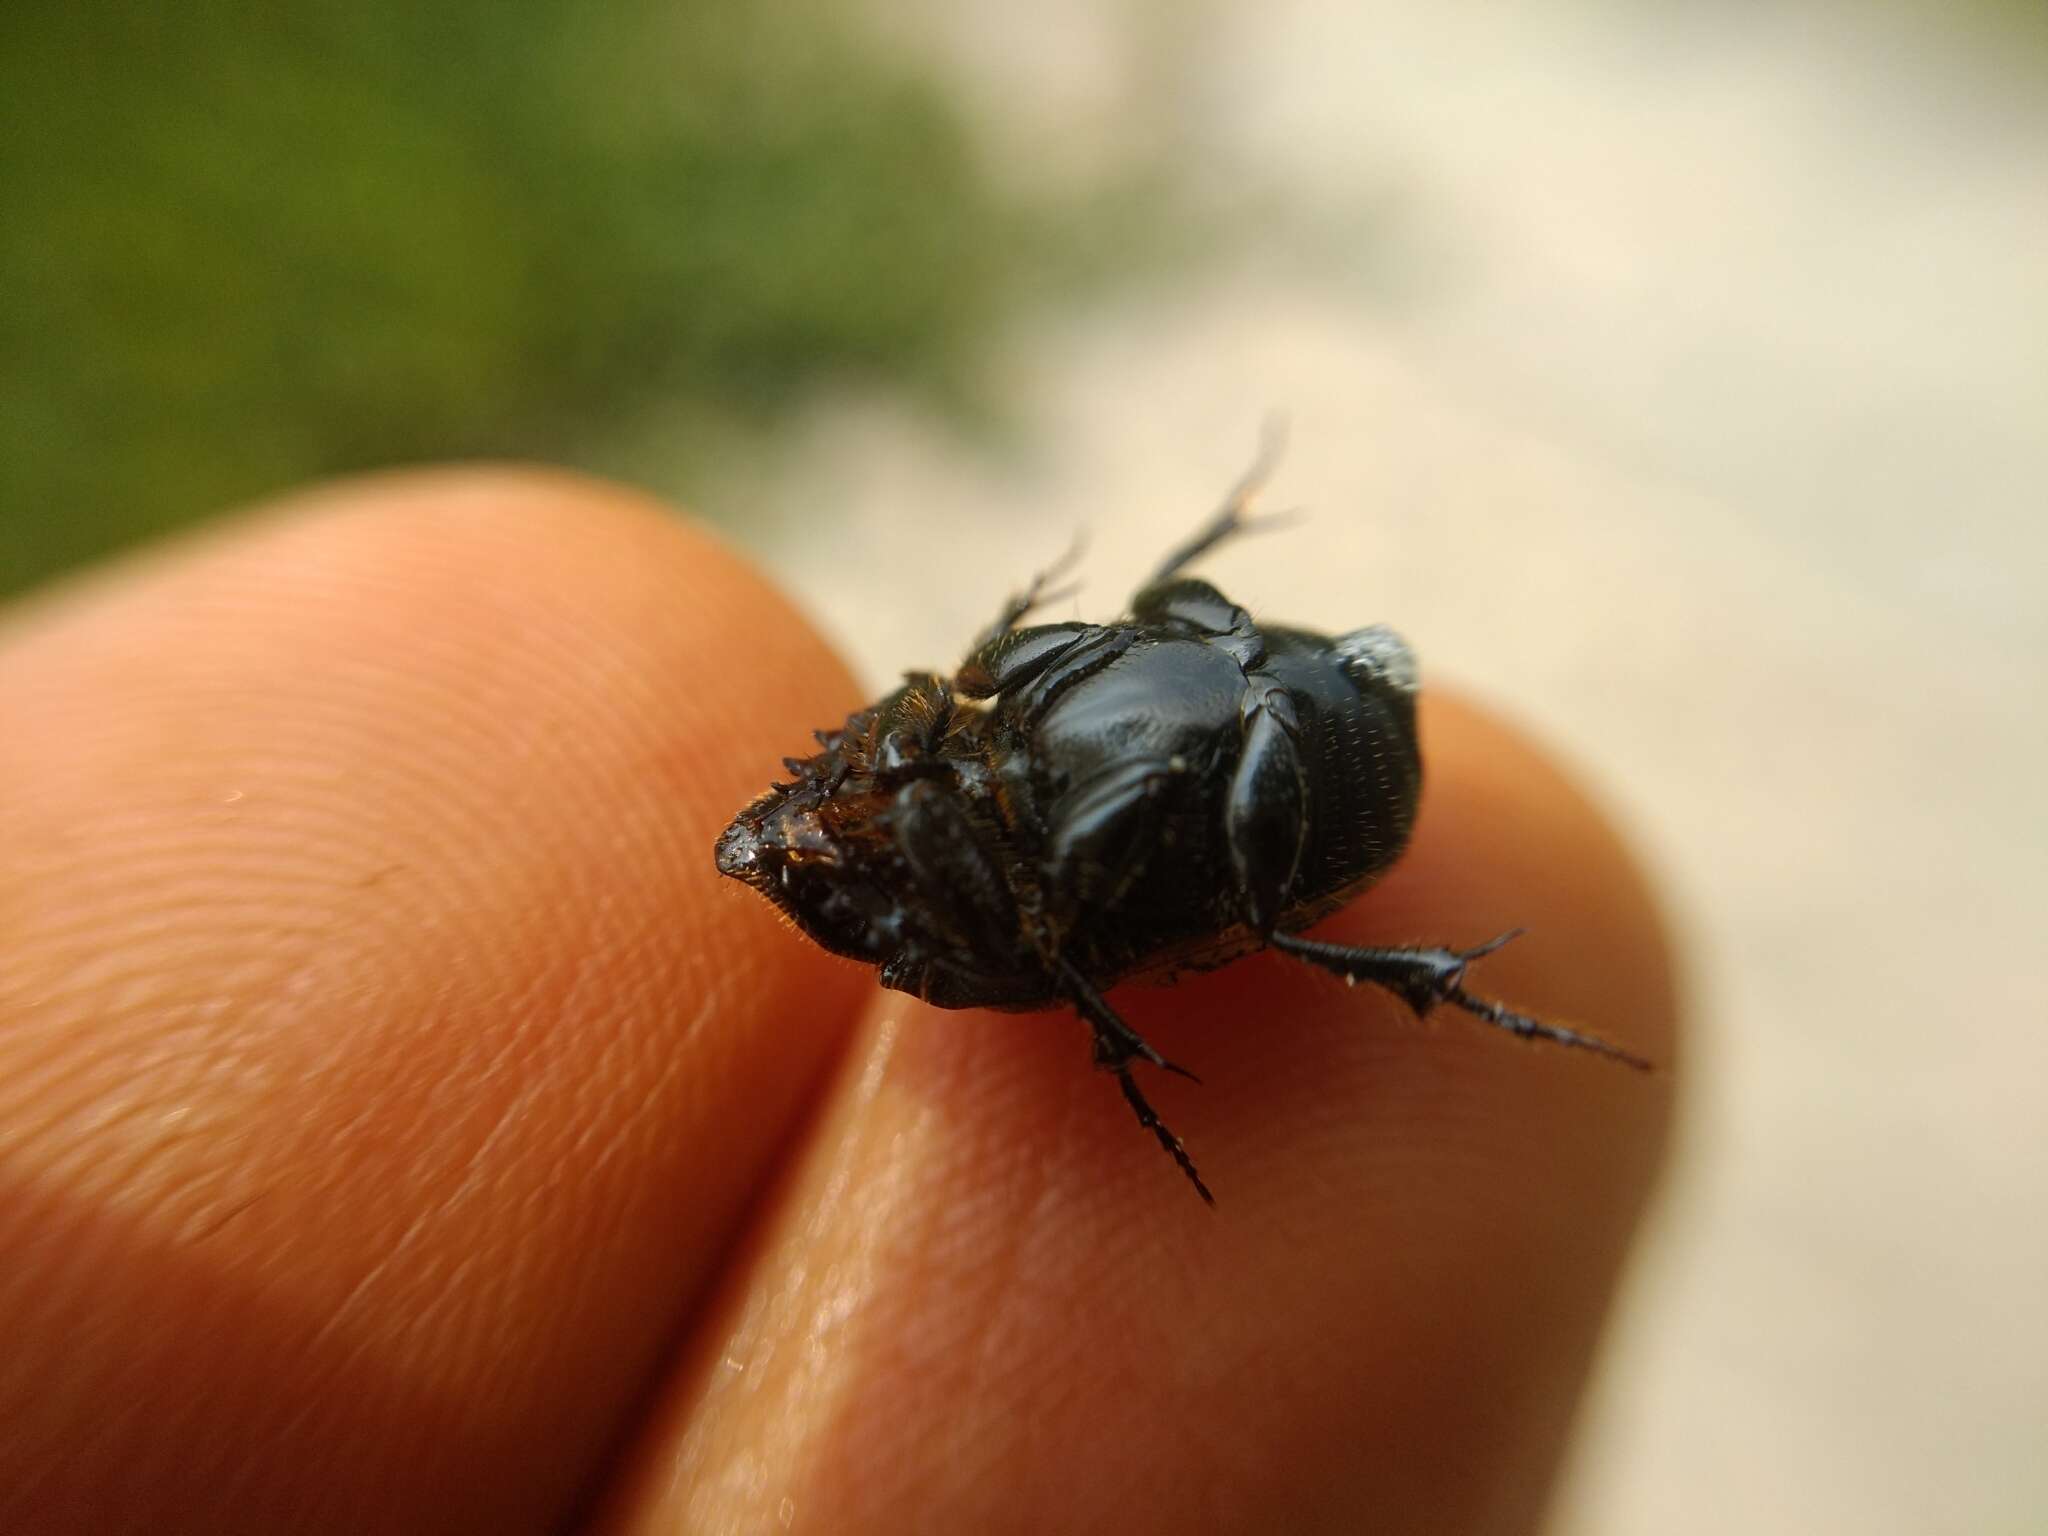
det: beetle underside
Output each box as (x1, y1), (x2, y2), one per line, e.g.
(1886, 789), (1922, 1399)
(717, 432), (1649, 1203)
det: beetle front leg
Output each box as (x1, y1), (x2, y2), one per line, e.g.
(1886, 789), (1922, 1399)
(1269, 929), (1651, 1069)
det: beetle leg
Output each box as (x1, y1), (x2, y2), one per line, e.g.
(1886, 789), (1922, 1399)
(1044, 754), (1182, 914)
(1128, 576), (1267, 672)
(1225, 687), (1310, 932)
(1141, 417), (1297, 590)
(970, 532), (1087, 654)
(889, 779), (1018, 962)
(953, 622), (1089, 700)
(1021, 627), (1139, 713)
(1062, 962), (1213, 1205)
(864, 672), (954, 770)
(1113, 1071), (1213, 1208)
(1269, 930), (1652, 1069)
(1063, 962), (1202, 1082)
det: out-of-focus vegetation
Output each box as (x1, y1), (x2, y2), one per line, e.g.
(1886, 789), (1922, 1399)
(0, 2), (1163, 598)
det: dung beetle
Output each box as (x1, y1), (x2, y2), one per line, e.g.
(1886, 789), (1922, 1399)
(716, 434), (1647, 1202)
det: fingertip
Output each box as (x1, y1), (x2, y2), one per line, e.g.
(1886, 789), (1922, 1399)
(0, 466), (876, 1529)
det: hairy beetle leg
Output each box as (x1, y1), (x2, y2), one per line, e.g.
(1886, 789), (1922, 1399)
(1063, 962), (1213, 1204)
(1269, 930), (1651, 1071)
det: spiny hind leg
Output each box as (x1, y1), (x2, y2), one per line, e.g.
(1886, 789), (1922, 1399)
(1269, 929), (1651, 1069)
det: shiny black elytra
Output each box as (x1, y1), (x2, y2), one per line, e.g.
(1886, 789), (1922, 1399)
(715, 439), (1647, 1203)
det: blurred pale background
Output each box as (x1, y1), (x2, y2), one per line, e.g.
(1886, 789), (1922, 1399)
(7, 2), (2044, 1531)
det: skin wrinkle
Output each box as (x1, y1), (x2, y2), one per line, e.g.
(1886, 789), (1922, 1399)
(254, 808), (572, 1371)
(14, 729), (536, 1196)
(306, 834), (663, 1363)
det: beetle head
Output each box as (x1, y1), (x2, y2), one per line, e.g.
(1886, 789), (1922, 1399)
(718, 685), (1026, 993)
(715, 770), (908, 964)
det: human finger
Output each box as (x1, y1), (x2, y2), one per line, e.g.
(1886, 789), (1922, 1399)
(0, 469), (870, 1533)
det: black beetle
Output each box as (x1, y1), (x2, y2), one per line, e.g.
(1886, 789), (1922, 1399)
(716, 435), (1647, 1202)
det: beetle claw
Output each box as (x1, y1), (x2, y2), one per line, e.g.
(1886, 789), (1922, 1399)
(1460, 927), (1525, 961)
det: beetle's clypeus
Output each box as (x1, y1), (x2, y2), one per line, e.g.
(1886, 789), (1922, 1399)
(716, 434), (1647, 1202)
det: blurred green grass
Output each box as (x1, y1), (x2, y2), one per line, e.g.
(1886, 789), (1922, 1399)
(1, 2), (1140, 598)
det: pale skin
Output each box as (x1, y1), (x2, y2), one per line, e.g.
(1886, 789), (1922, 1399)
(0, 469), (1678, 1535)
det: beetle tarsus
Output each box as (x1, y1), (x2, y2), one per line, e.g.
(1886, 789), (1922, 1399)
(1118, 1067), (1214, 1206)
(1269, 929), (1649, 1071)
(1443, 985), (1649, 1069)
